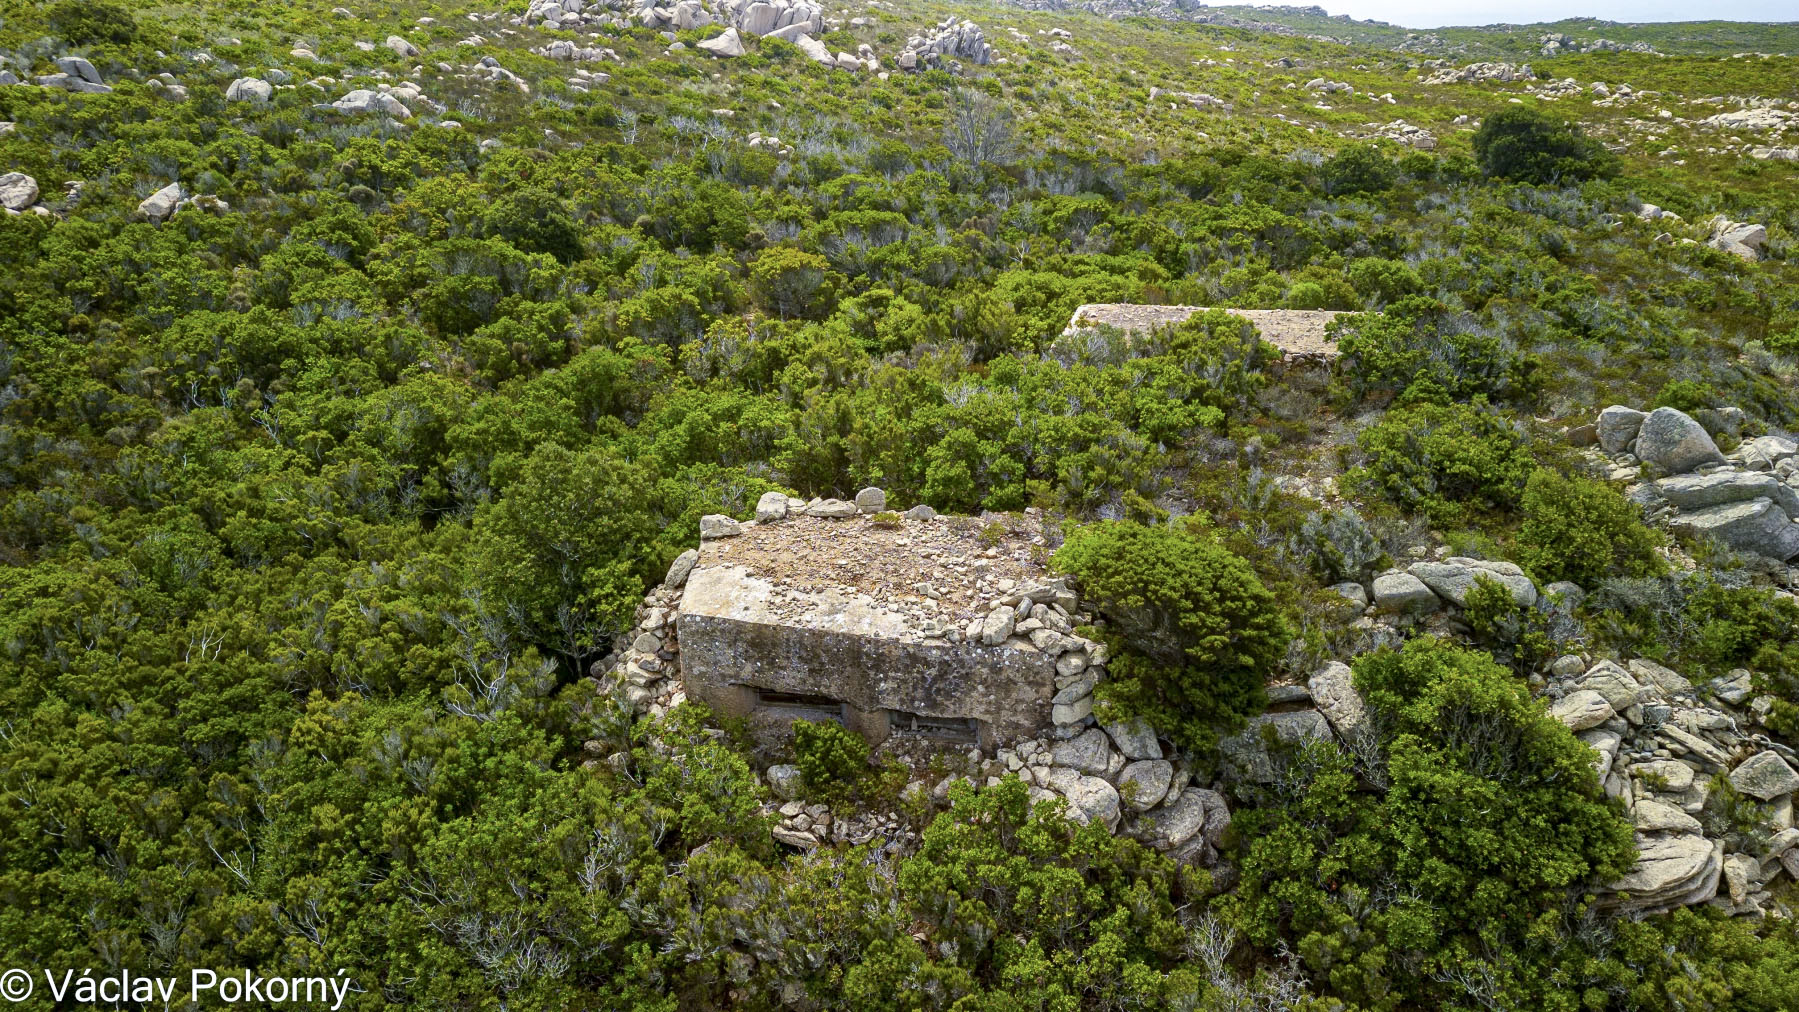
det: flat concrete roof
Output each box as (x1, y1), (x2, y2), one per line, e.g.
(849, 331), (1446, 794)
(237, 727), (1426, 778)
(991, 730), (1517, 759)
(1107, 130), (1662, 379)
(683, 512), (1053, 641)
(1064, 305), (1346, 358)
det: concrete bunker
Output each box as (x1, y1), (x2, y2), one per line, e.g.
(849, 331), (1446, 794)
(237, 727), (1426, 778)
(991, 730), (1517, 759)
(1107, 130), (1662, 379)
(675, 502), (1100, 753)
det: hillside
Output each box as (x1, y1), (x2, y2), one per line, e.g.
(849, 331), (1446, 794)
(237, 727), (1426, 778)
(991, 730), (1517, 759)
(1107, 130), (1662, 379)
(3, 0), (1799, 1008)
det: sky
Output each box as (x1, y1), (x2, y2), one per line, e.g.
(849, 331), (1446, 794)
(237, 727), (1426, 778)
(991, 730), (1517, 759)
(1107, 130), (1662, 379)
(1311, 0), (1798, 29)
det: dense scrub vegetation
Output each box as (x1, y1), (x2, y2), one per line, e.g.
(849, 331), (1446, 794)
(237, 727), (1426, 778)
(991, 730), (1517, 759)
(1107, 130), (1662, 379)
(2, 0), (1799, 1008)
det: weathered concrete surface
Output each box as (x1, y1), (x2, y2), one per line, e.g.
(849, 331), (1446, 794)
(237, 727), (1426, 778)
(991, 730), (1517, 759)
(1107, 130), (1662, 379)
(677, 515), (1061, 748)
(1063, 304), (1345, 358)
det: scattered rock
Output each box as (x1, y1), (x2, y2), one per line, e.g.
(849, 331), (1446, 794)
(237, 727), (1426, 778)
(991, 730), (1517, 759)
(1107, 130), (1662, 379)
(855, 487), (888, 513)
(1408, 557), (1537, 608)
(1372, 571), (1439, 613)
(1635, 407), (1726, 474)
(136, 181), (184, 223)
(0, 172), (38, 211)
(1552, 689), (1615, 731)
(697, 27), (746, 58)
(1050, 727), (1113, 776)
(1668, 498), (1799, 560)
(767, 764), (803, 800)
(665, 548), (699, 589)
(1117, 759), (1174, 811)
(225, 77), (272, 103)
(1597, 405), (1647, 454)
(699, 514), (742, 540)
(1102, 719), (1161, 760)
(1307, 661), (1368, 737)
(1729, 751), (1799, 801)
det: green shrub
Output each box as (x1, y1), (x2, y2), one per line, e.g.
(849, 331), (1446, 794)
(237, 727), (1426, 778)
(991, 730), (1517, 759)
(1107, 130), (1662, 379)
(1462, 574), (1556, 670)
(1653, 378), (1718, 413)
(1515, 468), (1665, 586)
(1054, 521), (1291, 753)
(1471, 106), (1617, 185)
(793, 718), (870, 788)
(1321, 143), (1397, 196)
(1332, 296), (1540, 404)
(49, 0), (138, 44)
(1347, 400), (1536, 525)
(1222, 637), (1636, 1008)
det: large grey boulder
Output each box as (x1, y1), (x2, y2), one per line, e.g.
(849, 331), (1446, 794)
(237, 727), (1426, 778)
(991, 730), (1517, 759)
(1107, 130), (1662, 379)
(1740, 435), (1798, 472)
(854, 486), (887, 513)
(794, 34), (835, 65)
(766, 764), (803, 800)
(697, 27), (745, 57)
(1633, 758), (1695, 792)
(1596, 405), (1646, 454)
(54, 56), (102, 85)
(137, 182), (183, 222)
(1604, 834), (1722, 913)
(1307, 661), (1368, 737)
(1372, 571), (1439, 613)
(1102, 719), (1161, 760)
(1551, 689), (1615, 731)
(1635, 407), (1725, 474)
(754, 491), (789, 522)
(1629, 659), (1694, 697)
(1657, 470), (1799, 519)
(333, 90), (411, 117)
(698, 514), (742, 540)
(1729, 751), (1799, 800)
(664, 548), (699, 589)
(1058, 774), (1121, 830)
(741, 1), (779, 34)
(1580, 660), (1646, 711)
(1220, 710), (1332, 783)
(1633, 798), (1702, 833)
(1139, 788), (1208, 849)
(1668, 498), (1799, 559)
(0, 172), (38, 211)
(225, 77), (272, 103)
(1117, 760), (1174, 811)
(386, 35), (420, 58)
(1051, 727), (1114, 776)
(1409, 557), (1537, 608)
(1710, 220), (1766, 261)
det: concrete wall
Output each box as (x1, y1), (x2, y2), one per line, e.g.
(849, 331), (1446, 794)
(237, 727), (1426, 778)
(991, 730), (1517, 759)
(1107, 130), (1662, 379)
(678, 564), (1055, 750)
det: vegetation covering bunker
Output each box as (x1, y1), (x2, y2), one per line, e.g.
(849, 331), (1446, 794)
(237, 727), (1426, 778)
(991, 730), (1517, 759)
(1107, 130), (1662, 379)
(676, 501), (1081, 751)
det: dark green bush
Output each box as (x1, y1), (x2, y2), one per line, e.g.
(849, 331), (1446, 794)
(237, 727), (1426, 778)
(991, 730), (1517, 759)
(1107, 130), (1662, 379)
(1332, 296), (1540, 405)
(49, 0), (138, 44)
(1054, 521), (1291, 753)
(793, 718), (870, 788)
(1321, 143), (1397, 196)
(1515, 468), (1665, 586)
(1347, 400), (1537, 525)
(1472, 106), (1618, 185)
(1222, 637), (1636, 1008)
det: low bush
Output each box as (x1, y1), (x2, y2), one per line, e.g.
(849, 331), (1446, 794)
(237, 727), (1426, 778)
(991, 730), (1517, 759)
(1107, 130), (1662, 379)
(1054, 520), (1291, 754)
(1472, 106), (1618, 185)
(1515, 468), (1666, 587)
(793, 718), (871, 789)
(1346, 400), (1537, 525)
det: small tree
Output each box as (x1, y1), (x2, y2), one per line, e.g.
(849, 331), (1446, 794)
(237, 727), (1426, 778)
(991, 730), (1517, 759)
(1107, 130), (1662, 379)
(793, 719), (870, 789)
(748, 247), (840, 320)
(1054, 521), (1291, 753)
(1515, 468), (1665, 587)
(1321, 143), (1397, 196)
(1471, 107), (1616, 185)
(944, 87), (1016, 168)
